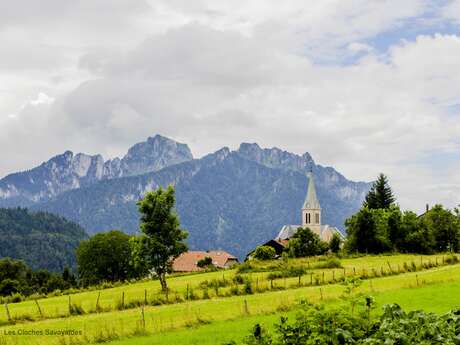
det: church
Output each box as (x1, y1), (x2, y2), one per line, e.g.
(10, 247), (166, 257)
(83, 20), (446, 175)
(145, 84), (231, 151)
(248, 172), (343, 258)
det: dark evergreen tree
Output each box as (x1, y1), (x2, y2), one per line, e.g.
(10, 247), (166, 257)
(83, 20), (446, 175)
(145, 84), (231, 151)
(363, 174), (395, 209)
(345, 208), (391, 254)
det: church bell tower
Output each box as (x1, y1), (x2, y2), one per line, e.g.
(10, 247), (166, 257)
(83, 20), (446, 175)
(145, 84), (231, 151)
(301, 171), (321, 236)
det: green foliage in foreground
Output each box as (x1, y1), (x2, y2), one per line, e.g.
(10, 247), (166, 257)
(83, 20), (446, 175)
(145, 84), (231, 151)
(236, 303), (460, 345)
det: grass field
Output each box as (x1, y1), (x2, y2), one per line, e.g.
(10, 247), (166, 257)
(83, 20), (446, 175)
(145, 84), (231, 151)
(0, 254), (459, 345)
(0, 253), (449, 324)
(107, 280), (460, 345)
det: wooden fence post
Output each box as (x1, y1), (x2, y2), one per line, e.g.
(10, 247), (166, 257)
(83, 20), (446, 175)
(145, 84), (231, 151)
(35, 299), (43, 318)
(4, 303), (11, 322)
(322, 272), (325, 284)
(141, 306), (146, 329)
(144, 289), (147, 305)
(186, 284), (189, 301)
(121, 291), (125, 309)
(68, 295), (72, 314)
(96, 292), (101, 312)
(243, 300), (249, 315)
(319, 288), (323, 301)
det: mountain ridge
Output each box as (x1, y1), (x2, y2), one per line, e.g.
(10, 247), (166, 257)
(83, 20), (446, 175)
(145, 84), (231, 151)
(0, 134), (370, 259)
(0, 135), (193, 206)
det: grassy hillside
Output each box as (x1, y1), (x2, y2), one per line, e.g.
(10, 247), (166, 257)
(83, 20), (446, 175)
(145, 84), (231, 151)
(0, 254), (459, 345)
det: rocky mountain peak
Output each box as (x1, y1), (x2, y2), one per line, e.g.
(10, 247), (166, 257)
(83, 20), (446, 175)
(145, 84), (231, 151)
(111, 134), (193, 177)
(0, 134), (194, 205)
(237, 142), (315, 172)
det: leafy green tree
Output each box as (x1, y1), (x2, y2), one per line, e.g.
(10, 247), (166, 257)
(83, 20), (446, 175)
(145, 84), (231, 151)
(329, 233), (342, 253)
(363, 173), (395, 209)
(287, 227), (328, 258)
(0, 258), (28, 283)
(424, 205), (460, 252)
(397, 211), (432, 253)
(253, 246), (277, 260)
(345, 208), (391, 254)
(386, 206), (403, 251)
(76, 230), (140, 286)
(131, 186), (188, 291)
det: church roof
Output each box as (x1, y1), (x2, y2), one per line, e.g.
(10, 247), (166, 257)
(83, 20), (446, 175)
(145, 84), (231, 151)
(303, 172), (321, 209)
(276, 224), (344, 241)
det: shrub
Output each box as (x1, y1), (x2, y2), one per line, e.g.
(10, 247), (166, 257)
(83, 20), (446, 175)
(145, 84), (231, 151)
(197, 256), (213, 268)
(313, 258), (342, 269)
(243, 281), (253, 295)
(236, 302), (460, 345)
(69, 303), (85, 315)
(237, 262), (258, 273)
(267, 266), (307, 280)
(233, 275), (246, 284)
(253, 246), (276, 261)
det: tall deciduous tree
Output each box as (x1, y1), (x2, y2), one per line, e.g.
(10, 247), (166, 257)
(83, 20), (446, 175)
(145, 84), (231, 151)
(364, 174), (396, 209)
(131, 186), (188, 291)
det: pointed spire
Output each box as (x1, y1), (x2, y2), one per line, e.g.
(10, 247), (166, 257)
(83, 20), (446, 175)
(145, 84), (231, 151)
(303, 171), (321, 209)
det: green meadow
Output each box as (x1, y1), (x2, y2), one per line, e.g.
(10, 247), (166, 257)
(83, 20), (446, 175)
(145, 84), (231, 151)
(0, 254), (459, 345)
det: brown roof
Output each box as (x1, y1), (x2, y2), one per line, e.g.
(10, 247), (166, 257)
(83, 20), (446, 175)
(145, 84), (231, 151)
(172, 251), (238, 272)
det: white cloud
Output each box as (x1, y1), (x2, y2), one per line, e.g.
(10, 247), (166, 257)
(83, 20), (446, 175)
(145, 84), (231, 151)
(30, 92), (55, 106)
(0, 1), (459, 214)
(441, 0), (460, 23)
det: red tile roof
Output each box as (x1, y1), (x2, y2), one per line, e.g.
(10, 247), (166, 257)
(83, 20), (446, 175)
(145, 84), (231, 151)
(172, 251), (238, 272)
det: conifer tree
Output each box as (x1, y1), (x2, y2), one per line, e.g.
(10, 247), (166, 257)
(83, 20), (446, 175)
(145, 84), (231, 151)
(363, 173), (395, 209)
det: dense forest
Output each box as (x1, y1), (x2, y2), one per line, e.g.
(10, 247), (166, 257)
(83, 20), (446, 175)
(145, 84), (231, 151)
(0, 208), (88, 271)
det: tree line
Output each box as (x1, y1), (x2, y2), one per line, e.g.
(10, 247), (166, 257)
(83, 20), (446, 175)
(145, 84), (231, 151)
(253, 173), (460, 260)
(0, 186), (188, 297)
(345, 174), (460, 254)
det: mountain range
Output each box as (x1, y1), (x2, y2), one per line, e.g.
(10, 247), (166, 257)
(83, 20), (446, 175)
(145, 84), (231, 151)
(0, 135), (370, 259)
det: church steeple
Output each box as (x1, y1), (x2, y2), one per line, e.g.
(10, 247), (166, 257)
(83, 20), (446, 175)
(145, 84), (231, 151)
(301, 171), (321, 235)
(303, 172), (321, 209)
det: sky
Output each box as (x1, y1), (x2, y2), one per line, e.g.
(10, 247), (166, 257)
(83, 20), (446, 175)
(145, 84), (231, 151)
(1, 0), (460, 213)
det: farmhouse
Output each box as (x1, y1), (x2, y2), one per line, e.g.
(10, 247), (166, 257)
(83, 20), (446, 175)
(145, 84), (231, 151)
(248, 172), (343, 258)
(172, 250), (239, 272)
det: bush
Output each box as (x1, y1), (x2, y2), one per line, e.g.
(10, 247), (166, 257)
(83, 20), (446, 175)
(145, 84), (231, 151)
(235, 302), (460, 345)
(313, 258), (342, 269)
(253, 246), (276, 261)
(197, 256), (213, 268)
(267, 266), (307, 280)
